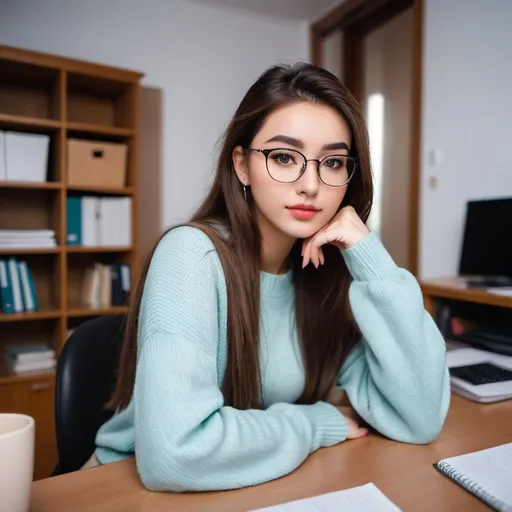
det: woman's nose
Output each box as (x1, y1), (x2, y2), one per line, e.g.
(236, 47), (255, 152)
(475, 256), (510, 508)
(296, 160), (321, 196)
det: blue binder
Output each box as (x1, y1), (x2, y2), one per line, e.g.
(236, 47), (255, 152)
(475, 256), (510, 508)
(67, 196), (82, 245)
(19, 260), (39, 311)
(27, 263), (39, 311)
(0, 258), (15, 314)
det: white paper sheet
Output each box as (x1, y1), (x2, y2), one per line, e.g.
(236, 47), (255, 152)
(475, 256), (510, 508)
(250, 483), (402, 511)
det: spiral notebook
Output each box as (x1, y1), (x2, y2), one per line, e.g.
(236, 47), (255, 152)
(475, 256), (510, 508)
(434, 442), (512, 512)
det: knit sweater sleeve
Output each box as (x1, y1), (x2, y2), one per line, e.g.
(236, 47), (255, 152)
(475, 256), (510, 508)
(134, 227), (347, 492)
(337, 232), (451, 444)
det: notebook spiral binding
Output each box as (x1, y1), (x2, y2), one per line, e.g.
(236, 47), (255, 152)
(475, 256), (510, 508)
(437, 461), (511, 512)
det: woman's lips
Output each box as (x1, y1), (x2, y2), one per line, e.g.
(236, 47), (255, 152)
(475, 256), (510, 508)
(286, 204), (320, 220)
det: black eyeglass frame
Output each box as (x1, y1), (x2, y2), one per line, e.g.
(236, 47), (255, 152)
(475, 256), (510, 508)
(245, 147), (359, 187)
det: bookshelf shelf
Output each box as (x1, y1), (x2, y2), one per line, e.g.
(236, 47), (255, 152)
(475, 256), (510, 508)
(66, 246), (133, 253)
(66, 184), (135, 195)
(0, 247), (62, 255)
(0, 361), (55, 385)
(0, 309), (62, 322)
(0, 44), (142, 480)
(66, 121), (135, 138)
(0, 113), (61, 132)
(0, 181), (63, 190)
(67, 306), (129, 318)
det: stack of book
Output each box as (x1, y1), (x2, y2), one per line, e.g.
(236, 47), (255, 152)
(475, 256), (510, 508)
(67, 196), (132, 247)
(4, 343), (56, 374)
(0, 229), (57, 250)
(0, 258), (38, 314)
(81, 262), (131, 308)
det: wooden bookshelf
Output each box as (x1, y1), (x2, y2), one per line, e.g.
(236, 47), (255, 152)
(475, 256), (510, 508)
(0, 44), (143, 480)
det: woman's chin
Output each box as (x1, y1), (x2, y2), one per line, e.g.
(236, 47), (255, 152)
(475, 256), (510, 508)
(279, 219), (325, 240)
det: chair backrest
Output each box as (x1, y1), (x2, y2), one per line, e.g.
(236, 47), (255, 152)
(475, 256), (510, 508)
(53, 314), (125, 475)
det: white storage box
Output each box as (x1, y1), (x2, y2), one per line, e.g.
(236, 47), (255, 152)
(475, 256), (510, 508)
(5, 131), (50, 182)
(0, 131), (6, 180)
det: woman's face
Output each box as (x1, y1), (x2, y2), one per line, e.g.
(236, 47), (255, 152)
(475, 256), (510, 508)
(233, 101), (353, 243)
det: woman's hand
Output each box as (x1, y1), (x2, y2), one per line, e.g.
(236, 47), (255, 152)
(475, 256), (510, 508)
(302, 206), (370, 268)
(336, 405), (369, 439)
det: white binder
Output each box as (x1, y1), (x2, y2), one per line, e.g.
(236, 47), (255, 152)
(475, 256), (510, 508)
(5, 131), (50, 182)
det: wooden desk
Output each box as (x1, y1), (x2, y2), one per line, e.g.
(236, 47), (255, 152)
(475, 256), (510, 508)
(30, 395), (512, 512)
(421, 277), (512, 316)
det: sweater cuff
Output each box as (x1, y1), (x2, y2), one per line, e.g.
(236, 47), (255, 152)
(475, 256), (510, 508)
(297, 402), (348, 451)
(342, 231), (398, 281)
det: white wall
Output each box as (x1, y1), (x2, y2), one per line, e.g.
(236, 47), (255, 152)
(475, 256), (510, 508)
(420, 0), (512, 279)
(0, 0), (309, 229)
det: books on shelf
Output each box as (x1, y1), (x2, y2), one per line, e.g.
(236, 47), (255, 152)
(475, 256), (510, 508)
(0, 257), (39, 314)
(4, 343), (56, 374)
(81, 261), (131, 308)
(0, 131), (50, 183)
(67, 195), (132, 247)
(0, 229), (57, 249)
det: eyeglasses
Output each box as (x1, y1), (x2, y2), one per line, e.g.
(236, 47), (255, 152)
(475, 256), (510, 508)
(245, 148), (358, 187)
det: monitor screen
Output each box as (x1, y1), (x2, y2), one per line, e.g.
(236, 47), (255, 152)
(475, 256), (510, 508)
(459, 197), (512, 278)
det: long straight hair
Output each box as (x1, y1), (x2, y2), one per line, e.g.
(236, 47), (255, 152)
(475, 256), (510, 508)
(108, 63), (373, 411)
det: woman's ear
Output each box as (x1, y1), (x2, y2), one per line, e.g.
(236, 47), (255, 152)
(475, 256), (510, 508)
(232, 145), (250, 186)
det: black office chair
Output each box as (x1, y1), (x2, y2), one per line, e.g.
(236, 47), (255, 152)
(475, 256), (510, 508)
(53, 314), (126, 475)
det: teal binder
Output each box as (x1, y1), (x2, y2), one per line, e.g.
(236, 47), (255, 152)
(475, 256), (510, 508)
(27, 263), (39, 311)
(8, 257), (23, 312)
(19, 260), (39, 312)
(67, 196), (82, 245)
(0, 258), (15, 314)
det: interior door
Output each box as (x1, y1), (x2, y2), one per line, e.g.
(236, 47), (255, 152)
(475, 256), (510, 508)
(363, 8), (413, 270)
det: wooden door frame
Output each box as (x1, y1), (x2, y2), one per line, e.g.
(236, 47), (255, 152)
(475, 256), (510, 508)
(310, 0), (423, 277)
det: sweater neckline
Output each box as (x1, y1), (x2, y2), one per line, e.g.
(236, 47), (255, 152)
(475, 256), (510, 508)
(260, 269), (293, 298)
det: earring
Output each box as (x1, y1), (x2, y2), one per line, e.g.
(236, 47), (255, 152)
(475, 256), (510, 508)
(243, 184), (247, 202)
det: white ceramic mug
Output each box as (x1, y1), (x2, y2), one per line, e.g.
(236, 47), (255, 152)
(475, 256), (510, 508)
(0, 414), (35, 512)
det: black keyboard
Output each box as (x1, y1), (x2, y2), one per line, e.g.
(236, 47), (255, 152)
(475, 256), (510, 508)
(449, 363), (512, 385)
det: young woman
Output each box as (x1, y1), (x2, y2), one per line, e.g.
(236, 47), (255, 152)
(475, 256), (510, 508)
(90, 63), (450, 491)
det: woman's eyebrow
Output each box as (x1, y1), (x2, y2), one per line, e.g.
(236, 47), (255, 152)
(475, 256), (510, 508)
(265, 135), (303, 148)
(322, 142), (349, 151)
(264, 135), (349, 152)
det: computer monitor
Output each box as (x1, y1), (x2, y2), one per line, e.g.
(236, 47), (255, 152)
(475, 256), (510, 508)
(459, 197), (512, 282)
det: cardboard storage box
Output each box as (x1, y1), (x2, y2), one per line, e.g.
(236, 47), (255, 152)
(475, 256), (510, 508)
(67, 139), (127, 188)
(5, 131), (50, 182)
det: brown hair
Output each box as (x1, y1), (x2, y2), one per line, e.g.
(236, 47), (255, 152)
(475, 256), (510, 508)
(108, 62), (373, 411)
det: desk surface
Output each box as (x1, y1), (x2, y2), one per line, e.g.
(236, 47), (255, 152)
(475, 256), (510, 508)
(30, 395), (512, 512)
(421, 276), (512, 309)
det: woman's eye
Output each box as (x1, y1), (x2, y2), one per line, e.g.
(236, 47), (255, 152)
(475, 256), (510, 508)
(324, 158), (344, 169)
(274, 153), (294, 165)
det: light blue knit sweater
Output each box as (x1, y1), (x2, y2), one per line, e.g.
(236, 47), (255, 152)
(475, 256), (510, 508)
(95, 226), (450, 492)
